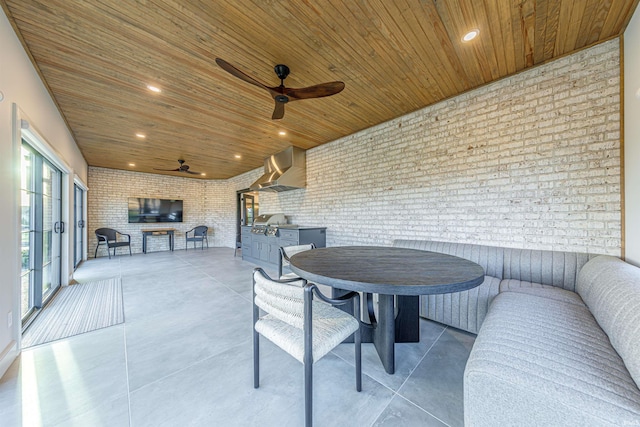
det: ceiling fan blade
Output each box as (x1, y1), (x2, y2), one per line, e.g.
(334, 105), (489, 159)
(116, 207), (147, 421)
(185, 170), (203, 175)
(153, 168), (181, 172)
(215, 58), (270, 92)
(285, 81), (345, 100)
(272, 101), (285, 120)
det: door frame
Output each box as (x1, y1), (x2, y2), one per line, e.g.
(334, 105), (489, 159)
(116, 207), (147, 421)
(73, 179), (88, 269)
(16, 108), (73, 336)
(236, 189), (258, 245)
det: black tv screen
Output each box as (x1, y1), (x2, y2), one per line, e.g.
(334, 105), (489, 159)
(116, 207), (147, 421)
(128, 198), (183, 223)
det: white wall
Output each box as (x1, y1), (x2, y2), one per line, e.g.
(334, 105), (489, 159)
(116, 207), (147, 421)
(625, 10), (640, 266)
(0, 10), (87, 376)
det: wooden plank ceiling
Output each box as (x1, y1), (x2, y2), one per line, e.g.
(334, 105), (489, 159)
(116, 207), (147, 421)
(2, 0), (638, 179)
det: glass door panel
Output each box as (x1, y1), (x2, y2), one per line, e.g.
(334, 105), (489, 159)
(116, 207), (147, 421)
(41, 160), (61, 300)
(20, 142), (63, 325)
(243, 194), (255, 226)
(74, 184), (84, 268)
(20, 147), (35, 318)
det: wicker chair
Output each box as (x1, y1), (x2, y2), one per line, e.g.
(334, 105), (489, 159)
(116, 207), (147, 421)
(252, 268), (361, 427)
(94, 228), (131, 259)
(278, 243), (316, 278)
(185, 225), (208, 250)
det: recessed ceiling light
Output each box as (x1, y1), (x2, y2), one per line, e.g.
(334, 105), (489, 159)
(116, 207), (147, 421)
(234, 154), (242, 159)
(135, 133), (146, 138)
(462, 29), (480, 42)
(200, 173), (206, 176)
(278, 130), (287, 136)
(147, 85), (161, 93)
(128, 163), (136, 167)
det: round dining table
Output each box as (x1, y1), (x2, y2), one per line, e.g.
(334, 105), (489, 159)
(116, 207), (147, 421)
(290, 246), (484, 374)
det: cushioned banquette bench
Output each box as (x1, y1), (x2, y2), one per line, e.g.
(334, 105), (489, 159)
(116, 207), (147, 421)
(393, 239), (640, 426)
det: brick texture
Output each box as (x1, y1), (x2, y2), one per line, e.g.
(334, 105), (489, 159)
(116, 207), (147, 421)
(87, 168), (258, 255)
(89, 40), (621, 256)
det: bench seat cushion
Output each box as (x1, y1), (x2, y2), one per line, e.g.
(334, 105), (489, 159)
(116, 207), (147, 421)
(464, 291), (640, 426)
(500, 279), (585, 305)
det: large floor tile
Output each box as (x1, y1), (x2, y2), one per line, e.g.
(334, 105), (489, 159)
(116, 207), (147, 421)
(0, 325), (128, 427)
(372, 395), (447, 427)
(396, 327), (475, 427)
(130, 340), (395, 427)
(125, 289), (253, 391)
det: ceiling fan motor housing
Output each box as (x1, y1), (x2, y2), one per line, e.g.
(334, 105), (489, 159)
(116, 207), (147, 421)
(274, 64), (290, 80)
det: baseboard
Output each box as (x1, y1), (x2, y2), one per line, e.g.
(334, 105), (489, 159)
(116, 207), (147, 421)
(0, 340), (19, 379)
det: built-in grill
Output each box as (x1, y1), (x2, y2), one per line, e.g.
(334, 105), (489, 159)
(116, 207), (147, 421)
(251, 213), (286, 235)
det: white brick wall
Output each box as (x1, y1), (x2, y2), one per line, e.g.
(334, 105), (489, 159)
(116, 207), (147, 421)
(89, 39), (622, 256)
(260, 40), (622, 256)
(89, 169), (223, 255)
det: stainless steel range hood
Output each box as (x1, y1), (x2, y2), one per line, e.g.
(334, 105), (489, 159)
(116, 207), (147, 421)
(250, 146), (306, 192)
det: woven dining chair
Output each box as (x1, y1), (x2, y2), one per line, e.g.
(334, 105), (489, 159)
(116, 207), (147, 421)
(252, 268), (361, 427)
(278, 243), (316, 278)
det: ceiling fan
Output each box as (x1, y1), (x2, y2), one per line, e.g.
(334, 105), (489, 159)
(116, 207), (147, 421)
(154, 159), (203, 175)
(215, 58), (345, 120)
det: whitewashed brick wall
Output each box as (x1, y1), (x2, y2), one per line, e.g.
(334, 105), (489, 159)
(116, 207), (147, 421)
(260, 40), (622, 255)
(88, 168), (229, 255)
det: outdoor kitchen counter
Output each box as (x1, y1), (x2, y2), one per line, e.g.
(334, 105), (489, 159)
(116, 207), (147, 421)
(241, 225), (326, 270)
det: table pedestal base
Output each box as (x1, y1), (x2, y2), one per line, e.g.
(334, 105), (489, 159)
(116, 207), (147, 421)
(333, 289), (419, 374)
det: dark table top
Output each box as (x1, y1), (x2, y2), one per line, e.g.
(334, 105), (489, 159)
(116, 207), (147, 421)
(289, 246), (485, 296)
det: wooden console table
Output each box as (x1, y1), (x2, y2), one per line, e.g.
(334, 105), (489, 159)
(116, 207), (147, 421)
(141, 228), (176, 253)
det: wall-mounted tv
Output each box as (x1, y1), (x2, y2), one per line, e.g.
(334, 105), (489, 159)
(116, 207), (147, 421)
(128, 198), (183, 223)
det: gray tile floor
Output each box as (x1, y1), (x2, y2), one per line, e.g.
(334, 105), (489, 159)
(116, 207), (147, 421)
(0, 248), (475, 427)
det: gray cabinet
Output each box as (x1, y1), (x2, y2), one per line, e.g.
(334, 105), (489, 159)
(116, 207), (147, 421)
(241, 226), (252, 254)
(241, 226), (327, 271)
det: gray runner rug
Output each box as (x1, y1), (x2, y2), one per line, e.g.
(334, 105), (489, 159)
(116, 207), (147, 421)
(22, 278), (124, 348)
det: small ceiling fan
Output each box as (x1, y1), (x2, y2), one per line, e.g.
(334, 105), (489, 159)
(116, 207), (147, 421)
(215, 58), (345, 119)
(154, 159), (203, 175)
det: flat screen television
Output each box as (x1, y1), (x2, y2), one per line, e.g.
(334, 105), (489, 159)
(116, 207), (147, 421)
(128, 198), (183, 223)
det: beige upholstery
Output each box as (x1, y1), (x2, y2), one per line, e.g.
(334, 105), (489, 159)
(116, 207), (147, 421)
(252, 268), (361, 427)
(253, 270), (359, 362)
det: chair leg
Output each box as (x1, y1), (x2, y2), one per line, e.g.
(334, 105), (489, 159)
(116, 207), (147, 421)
(129, 245), (132, 256)
(305, 362), (312, 427)
(95, 244), (99, 258)
(355, 327), (362, 392)
(253, 330), (260, 388)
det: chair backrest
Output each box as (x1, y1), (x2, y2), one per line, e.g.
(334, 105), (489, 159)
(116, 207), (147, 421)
(279, 244), (316, 276)
(95, 228), (117, 241)
(253, 269), (306, 329)
(193, 226), (208, 237)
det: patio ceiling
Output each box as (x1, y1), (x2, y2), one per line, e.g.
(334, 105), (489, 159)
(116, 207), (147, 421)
(2, 0), (637, 178)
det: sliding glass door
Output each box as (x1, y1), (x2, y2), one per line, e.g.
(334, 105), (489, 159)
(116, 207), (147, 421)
(74, 184), (85, 268)
(21, 142), (63, 324)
